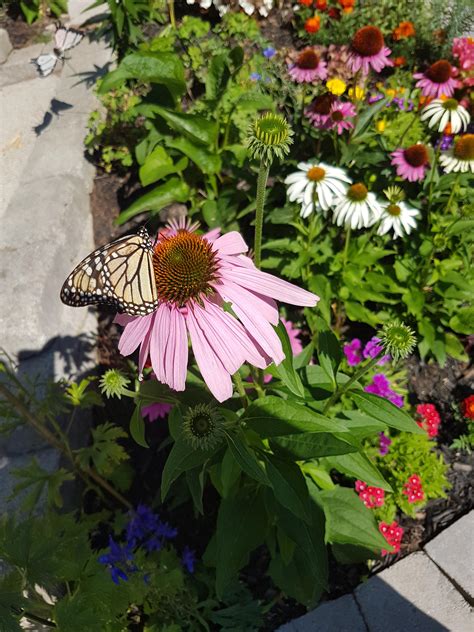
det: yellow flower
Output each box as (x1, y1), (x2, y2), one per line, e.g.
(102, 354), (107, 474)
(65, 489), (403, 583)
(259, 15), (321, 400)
(376, 119), (386, 133)
(326, 78), (347, 96)
(386, 88), (396, 98)
(348, 85), (365, 100)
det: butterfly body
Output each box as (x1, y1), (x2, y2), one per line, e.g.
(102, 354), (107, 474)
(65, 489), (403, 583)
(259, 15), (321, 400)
(61, 228), (159, 316)
(32, 25), (84, 77)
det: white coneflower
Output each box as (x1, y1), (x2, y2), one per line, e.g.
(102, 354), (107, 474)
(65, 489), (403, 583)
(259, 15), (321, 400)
(377, 201), (419, 239)
(439, 134), (474, 173)
(332, 183), (382, 229)
(285, 162), (351, 218)
(420, 98), (470, 134)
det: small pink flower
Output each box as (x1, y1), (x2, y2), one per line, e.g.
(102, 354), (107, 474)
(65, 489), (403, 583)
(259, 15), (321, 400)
(115, 219), (318, 402)
(391, 144), (430, 182)
(403, 474), (425, 503)
(413, 60), (458, 98)
(416, 403), (441, 438)
(142, 402), (173, 422)
(452, 37), (474, 72)
(282, 317), (304, 355)
(289, 48), (328, 83)
(325, 101), (356, 134)
(380, 520), (404, 555)
(355, 480), (385, 508)
(344, 338), (363, 366)
(349, 26), (393, 75)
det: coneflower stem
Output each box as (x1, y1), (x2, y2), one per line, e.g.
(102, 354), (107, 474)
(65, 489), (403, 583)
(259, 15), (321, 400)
(322, 352), (381, 414)
(168, 0), (176, 28)
(233, 372), (248, 409)
(254, 159), (270, 269)
(343, 227), (351, 267)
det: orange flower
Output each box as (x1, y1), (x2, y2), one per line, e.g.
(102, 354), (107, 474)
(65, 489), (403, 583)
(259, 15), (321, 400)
(299, 0), (313, 5)
(393, 21), (416, 41)
(338, 0), (356, 11)
(315, 0), (327, 10)
(304, 15), (321, 34)
(444, 122), (452, 135)
(393, 56), (406, 67)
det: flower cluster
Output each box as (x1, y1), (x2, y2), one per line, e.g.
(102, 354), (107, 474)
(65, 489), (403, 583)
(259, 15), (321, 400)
(379, 431), (392, 456)
(365, 374), (403, 408)
(379, 521), (404, 556)
(416, 403), (441, 438)
(402, 474), (424, 503)
(355, 480), (385, 508)
(343, 336), (391, 366)
(462, 395), (474, 420)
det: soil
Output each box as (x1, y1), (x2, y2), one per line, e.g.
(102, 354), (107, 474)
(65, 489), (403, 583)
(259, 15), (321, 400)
(0, 12), (54, 49)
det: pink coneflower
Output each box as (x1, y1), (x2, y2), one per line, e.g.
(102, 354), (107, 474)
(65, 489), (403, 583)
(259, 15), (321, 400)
(325, 101), (356, 134)
(413, 60), (458, 98)
(391, 144), (430, 182)
(288, 48), (328, 83)
(305, 93), (337, 128)
(282, 317), (303, 355)
(142, 402), (173, 422)
(348, 26), (393, 75)
(115, 219), (318, 402)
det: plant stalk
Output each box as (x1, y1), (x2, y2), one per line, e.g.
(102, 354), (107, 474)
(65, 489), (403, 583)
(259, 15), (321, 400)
(322, 352), (381, 414)
(253, 159), (270, 269)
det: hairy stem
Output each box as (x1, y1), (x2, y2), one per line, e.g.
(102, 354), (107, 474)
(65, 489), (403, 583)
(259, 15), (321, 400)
(322, 353), (381, 414)
(253, 159), (271, 269)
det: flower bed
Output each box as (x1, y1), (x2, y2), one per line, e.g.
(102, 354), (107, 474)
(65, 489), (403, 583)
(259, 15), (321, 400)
(0, 0), (473, 630)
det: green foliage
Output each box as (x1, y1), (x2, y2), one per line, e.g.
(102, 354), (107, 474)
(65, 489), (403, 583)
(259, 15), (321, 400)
(17, 0), (67, 24)
(76, 422), (129, 476)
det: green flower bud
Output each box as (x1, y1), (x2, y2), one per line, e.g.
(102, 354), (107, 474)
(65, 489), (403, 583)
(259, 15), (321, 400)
(383, 185), (405, 204)
(182, 403), (225, 451)
(99, 369), (130, 399)
(378, 320), (416, 361)
(247, 112), (294, 164)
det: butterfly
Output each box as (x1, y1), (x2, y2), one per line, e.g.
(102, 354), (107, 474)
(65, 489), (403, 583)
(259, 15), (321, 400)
(32, 25), (84, 77)
(61, 228), (159, 316)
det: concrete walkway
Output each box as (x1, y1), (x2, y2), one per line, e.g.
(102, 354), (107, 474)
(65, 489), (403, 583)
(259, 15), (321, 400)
(280, 511), (474, 632)
(0, 17), (111, 513)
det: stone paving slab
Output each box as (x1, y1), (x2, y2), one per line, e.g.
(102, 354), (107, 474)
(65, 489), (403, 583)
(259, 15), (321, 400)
(278, 594), (367, 631)
(355, 551), (473, 632)
(425, 511), (474, 605)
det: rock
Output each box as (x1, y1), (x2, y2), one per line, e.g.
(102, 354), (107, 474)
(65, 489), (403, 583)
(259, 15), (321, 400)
(0, 28), (13, 64)
(355, 551), (473, 631)
(278, 594), (367, 631)
(425, 511), (474, 605)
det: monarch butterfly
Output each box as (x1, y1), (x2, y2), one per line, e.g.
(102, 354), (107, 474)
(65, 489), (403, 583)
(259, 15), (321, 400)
(32, 24), (84, 77)
(60, 228), (159, 316)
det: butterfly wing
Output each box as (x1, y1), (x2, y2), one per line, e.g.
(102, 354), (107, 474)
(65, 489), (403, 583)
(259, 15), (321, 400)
(32, 53), (58, 77)
(63, 28), (84, 50)
(61, 228), (159, 316)
(54, 26), (68, 51)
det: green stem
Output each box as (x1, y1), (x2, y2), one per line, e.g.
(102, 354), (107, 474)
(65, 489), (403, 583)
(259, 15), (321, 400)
(445, 174), (459, 213)
(398, 114), (416, 146)
(342, 226), (351, 268)
(322, 353), (382, 414)
(168, 0), (176, 28)
(253, 159), (270, 269)
(427, 145), (441, 223)
(233, 372), (248, 409)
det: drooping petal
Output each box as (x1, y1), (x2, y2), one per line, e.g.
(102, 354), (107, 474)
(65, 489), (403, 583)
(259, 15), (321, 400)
(186, 307), (233, 402)
(150, 305), (169, 384)
(214, 278), (280, 325)
(213, 232), (248, 256)
(171, 308), (188, 391)
(118, 313), (154, 357)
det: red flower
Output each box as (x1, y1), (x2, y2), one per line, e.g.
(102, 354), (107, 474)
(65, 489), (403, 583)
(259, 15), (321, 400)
(299, 0), (313, 5)
(338, 0), (356, 12)
(315, 0), (327, 9)
(328, 7), (341, 19)
(393, 21), (416, 41)
(393, 56), (407, 67)
(379, 521), (404, 555)
(403, 474), (425, 503)
(304, 15), (321, 34)
(416, 403), (441, 438)
(462, 395), (474, 420)
(355, 480), (385, 508)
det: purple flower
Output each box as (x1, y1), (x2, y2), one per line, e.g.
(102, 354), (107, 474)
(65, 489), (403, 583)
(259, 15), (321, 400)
(263, 46), (276, 58)
(344, 339), (363, 366)
(437, 134), (454, 151)
(250, 72), (261, 81)
(368, 93), (384, 104)
(142, 402), (173, 422)
(379, 431), (392, 456)
(126, 504), (177, 551)
(182, 546), (196, 573)
(98, 536), (136, 584)
(363, 337), (390, 365)
(365, 373), (404, 408)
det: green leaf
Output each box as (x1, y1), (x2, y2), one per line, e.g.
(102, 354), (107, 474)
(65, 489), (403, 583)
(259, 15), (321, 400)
(352, 97), (390, 137)
(220, 447), (241, 498)
(54, 594), (104, 632)
(270, 320), (305, 397)
(205, 53), (231, 101)
(324, 453), (392, 491)
(99, 52), (186, 98)
(271, 433), (357, 460)
(151, 105), (218, 146)
(338, 410), (387, 440)
(349, 391), (424, 434)
(225, 432), (269, 486)
(317, 330), (342, 387)
(130, 405), (148, 448)
(0, 570), (25, 632)
(186, 466), (206, 515)
(139, 146), (187, 186)
(264, 455), (311, 522)
(215, 488), (267, 597)
(10, 459), (74, 511)
(161, 439), (214, 501)
(241, 396), (347, 436)
(449, 307), (474, 334)
(316, 487), (387, 551)
(76, 423), (129, 476)
(167, 137), (222, 174)
(117, 177), (189, 225)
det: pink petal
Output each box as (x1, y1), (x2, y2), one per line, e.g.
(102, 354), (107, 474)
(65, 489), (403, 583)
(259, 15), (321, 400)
(186, 307), (233, 402)
(150, 305), (169, 383)
(225, 267), (319, 307)
(138, 315), (154, 375)
(114, 313), (135, 327)
(169, 308), (188, 391)
(118, 313), (154, 357)
(213, 232), (248, 256)
(204, 228), (221, 241)
(215, 279), (279, 326)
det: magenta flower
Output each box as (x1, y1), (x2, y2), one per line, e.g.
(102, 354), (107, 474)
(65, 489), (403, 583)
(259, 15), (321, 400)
(452, 37), (474, 72)
(365, 373), (404, 408)
(305, 93), (337, 129)
(348, 26), (393, 75)
(379, 431), (392, 456)
(288, 48), (328, 83)
(391, 144), (430, 182)
(343, 338), (363, 366)
(363, 336), (390, 365)
(115, 219), (318, 402)
(282, 317), (303, 356)
(142, 402), (173, 422)
(413, 60), (458, 98)
(325, 101), (356, 135)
